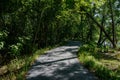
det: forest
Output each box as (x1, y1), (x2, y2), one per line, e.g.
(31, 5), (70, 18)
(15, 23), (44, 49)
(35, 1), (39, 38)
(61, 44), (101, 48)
(0, 0), (120, 80)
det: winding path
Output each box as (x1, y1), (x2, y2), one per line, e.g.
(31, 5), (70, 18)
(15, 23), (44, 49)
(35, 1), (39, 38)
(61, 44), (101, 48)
(26, 41), (98, 80)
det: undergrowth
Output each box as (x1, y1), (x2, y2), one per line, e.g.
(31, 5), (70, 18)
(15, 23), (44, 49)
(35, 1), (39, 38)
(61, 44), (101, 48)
(0, 47), (52, 80)
(0, 41), (67, 80)
(78, 44), (120, 80)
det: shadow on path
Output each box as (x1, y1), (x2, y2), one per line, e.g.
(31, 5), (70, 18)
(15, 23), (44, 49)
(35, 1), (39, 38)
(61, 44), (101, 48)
(26, 41), (98, 80)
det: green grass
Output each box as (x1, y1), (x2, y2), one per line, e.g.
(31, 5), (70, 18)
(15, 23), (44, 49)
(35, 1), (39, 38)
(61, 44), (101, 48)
(78, 44), (120, 80)
(0, 47), (53, 80)
(0, 41), (67, 80)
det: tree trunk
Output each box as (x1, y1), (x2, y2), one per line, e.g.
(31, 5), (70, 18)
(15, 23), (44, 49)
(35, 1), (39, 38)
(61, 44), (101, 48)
(80, 7), (116, 48)
(109, 0), (116, 48)
(97, 13), (105, 46)
(97, 28), (102, 46)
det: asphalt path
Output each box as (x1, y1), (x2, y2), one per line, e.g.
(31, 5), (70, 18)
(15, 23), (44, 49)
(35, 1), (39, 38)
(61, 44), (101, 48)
(26, 41), (98, 80)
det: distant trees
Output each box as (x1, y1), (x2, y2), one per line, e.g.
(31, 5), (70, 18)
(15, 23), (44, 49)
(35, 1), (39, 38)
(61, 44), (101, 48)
(79, 0), (120, 48)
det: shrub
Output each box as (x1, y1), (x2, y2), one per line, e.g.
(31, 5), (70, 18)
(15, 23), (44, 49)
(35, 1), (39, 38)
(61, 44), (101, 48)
(78, 44), (119, 80)
(79, 44), (97, 54)
(0, 30), (8, 50)
(9, 43), (23, 56)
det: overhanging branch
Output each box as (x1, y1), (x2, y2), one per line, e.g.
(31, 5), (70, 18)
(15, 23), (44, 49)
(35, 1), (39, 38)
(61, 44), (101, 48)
(80, 7), (113, 44)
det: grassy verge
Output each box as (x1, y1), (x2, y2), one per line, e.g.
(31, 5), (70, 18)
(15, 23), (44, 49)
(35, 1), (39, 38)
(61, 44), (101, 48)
(0, 41), (66, 80)
(78, 44), (120, 80)
(0, 47), (50, 80)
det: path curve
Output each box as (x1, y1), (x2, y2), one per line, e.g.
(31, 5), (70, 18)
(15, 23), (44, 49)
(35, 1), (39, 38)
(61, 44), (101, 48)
(26, 41), (98, 80)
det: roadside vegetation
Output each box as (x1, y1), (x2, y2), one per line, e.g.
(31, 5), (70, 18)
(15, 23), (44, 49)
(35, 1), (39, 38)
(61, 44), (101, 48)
(78, 43), (120, 80)
(0, 41), (66, 80)
(0, 47), (51, 80)
(0, 0), (120, 80)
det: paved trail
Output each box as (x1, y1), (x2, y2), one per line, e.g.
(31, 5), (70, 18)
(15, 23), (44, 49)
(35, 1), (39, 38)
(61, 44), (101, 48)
(26, 41), (98, 80)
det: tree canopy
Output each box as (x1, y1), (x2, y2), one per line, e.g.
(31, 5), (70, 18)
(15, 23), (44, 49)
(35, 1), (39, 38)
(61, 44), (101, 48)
(0, 0), (120, 58)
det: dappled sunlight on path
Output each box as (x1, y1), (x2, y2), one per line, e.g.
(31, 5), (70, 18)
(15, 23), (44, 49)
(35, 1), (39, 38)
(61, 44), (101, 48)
(26, 41), (98, 80)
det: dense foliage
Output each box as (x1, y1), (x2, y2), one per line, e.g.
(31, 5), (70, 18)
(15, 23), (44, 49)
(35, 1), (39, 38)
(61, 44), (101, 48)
(0, 0), (120, 62)
(0, 0), (81, 59)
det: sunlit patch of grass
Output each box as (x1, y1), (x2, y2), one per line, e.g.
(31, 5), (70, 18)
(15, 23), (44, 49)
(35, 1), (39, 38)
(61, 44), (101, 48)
(100, 59), (120, 70)
(7, 58), (26, 72)
(78, 44), (120, 80)
(0, 72), (17, 80)
(0, 48), (50, 80)
(114, 53), (120, 59)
